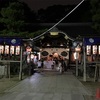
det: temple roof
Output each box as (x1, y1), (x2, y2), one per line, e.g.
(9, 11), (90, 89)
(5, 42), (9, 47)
(32, 23), (99, 48)
(34, 23), (99, 38)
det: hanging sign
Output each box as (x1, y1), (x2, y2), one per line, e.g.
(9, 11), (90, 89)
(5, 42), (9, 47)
(5, 38), (22, 46)
(84, 37), (100, 45)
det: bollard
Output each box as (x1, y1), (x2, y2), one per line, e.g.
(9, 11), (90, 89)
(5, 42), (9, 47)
(96, 88), (100, 100)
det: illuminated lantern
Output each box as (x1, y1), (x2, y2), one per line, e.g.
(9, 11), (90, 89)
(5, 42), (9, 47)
(99, 45), (100, 55)
(50, 32), (58, 36)
(0, 45), (4, 54)
(75, 47), (81, 52)
(93, 45), (97, 55)
(15, 46), (20, 55)
(53, 52), (58, 57)
(5, 45), (9, 55)
(86, 45), (91, 55)
(10, 46), (14, 55)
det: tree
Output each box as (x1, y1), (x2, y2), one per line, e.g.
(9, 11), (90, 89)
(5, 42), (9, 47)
(37, 2), (91, 23)
(0, 0), (17, 9)
(37, 5), (75, 23)
(21, 2), (37, 23)
(0, 1), (40, 37)
(0, 2), (26, 33)
(90, 0), (100, 33)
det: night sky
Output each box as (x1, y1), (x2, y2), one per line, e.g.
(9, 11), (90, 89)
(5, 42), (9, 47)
(19, 0), (82, 11)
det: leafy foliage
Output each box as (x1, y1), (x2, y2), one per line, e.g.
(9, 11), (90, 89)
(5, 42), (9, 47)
(0, 1), (39, 38)
(37, 1), (91, 23)
(90, 0), (100, 32)
(0, 2), (25, 32)
(0, 0), (96, 38)
(27, 29), (48, 38)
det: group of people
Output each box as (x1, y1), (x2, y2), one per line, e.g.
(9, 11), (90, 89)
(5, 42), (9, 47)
(36, 56), (69, 73)
(54, 57), (69, 73)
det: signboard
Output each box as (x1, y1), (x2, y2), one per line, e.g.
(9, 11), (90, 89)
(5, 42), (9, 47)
(84, 37), (100, 45)
(0, 38), (22, 46)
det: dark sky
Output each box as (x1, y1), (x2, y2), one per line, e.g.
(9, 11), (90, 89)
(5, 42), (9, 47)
(19, 0), (82, 11)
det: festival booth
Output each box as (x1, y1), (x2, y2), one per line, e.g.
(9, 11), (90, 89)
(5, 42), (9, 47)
(84, 37), (100, 62)
(0, 38), (23, 80)
(84, 37), (100, 81)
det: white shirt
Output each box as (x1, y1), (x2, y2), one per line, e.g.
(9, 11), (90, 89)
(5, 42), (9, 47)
(37, 61), (42, 67)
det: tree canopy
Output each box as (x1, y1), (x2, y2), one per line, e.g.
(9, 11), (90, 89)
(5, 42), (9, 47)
(90, 0), (100, 33)
(0, 2), (25, 32)
(37, 1), (91, 23)
(0, 0), (98, 38)
(0, 1), (38, 37)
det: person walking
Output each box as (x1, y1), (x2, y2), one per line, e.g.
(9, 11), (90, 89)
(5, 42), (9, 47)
(37, 60), (42, 73)
(63, 58), (68, 72)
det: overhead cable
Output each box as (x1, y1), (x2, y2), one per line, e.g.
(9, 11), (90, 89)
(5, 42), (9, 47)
(33, 0), (85, 40)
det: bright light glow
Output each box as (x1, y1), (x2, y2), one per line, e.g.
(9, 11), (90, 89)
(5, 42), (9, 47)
(31, 54), (34, 59)
(38, 52), (41, 60)
(40, 48), (42, 51)
(74, 52), (79, 60)
(75, 47), (81, 52)
(47, 43), (50, 46)
(5, 45), (9, 54)
(60, 43), (63, 46)
(16, 46), (20, 55)
(27, 55), (30, 63)
(86, 45), (91, 55)
(99, 45), (100, 54)
(66, 48), (70, 51)
(0, 45), (4, 54)
(10, 46), (14, 54)
(50, 32), (58, 35)
(40, 36), (44, 39)
(64, 35), (69, 40)
(53, 53), (58, 57)
(93, 45), (97, 54)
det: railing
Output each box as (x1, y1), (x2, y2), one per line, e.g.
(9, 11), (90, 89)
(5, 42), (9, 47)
(87, 62), (100, 82)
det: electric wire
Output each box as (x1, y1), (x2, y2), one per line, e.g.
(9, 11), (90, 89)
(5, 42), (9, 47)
(33, 0), (85, 40)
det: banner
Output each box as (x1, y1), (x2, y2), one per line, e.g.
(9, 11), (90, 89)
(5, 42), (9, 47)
(84, 37), (100, 45)
(0, 38), (22, 46)
(0, 38), (4, 44)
